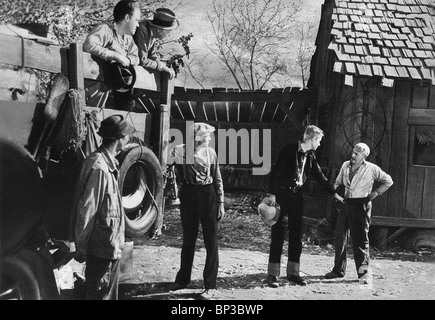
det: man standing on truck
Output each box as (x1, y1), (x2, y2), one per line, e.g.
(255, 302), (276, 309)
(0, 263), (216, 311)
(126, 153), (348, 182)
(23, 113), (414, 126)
(72, 115), (135, 300)
(83, 0), (141, 111)
(133, 7), (179, 80)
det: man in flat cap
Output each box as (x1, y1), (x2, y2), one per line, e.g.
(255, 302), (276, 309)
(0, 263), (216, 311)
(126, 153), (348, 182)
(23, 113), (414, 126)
(169, 122), (225, 300)
(134, 7), (179, 80)
(72, 115), (135, 300)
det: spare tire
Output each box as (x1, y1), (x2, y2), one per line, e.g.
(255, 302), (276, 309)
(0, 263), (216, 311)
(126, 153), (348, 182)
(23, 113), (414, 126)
(117, 143), (163, 238)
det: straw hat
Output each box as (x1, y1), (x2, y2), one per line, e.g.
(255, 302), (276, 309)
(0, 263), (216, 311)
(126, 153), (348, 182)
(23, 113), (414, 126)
(258, 196), (281, 226)
(194, 122), (215, 141)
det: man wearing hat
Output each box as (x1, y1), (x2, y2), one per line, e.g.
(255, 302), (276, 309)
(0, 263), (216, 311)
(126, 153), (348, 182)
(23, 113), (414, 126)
(134, 7), (179, 80)
(169, 122), (225, 300)
(83, 0), (141, 111)
(266, 125), (343, 288)
(72, 115), (135, 300)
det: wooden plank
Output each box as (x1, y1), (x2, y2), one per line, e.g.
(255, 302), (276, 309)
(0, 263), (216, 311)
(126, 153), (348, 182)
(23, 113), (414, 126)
(371, 215), (435, 228)
(387, 80), (412, 219)
(0, 100), (38, 146)
(68, 43), (85, 105)
(412, 83), (430, 109)
(422, 168), (435, 219)
(408, 108), (435, 125)
(405, 165), (425, 218)
(171, 89), (306, 102)
(0, 33), (68, 74)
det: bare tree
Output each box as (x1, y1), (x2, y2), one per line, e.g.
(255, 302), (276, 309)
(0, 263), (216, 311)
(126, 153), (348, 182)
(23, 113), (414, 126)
(295, 21), (316, 88)
(206, 0), (302, 90)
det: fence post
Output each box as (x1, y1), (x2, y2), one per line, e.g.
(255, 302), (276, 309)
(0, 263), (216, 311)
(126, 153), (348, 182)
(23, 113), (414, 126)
(68, 43), (85, 106)
(153, 72), (173, 235)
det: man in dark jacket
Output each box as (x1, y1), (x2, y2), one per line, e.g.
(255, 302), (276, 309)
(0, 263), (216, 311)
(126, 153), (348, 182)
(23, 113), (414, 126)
(72, 115), (134, 300)
(133, 7), (179, 80)
(266, 125), (343, 287)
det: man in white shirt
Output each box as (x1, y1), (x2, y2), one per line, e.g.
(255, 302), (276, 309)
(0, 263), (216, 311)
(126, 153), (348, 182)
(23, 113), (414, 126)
(325, 143), (393, 284)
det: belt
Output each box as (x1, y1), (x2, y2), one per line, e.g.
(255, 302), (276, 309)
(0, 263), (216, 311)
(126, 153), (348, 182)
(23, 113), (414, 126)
(279, 185), (302, 193)
(344, 197), (369, 204)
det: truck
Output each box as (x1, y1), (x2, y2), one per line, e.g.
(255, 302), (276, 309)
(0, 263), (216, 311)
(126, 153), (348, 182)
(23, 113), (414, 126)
(0, 25), (173, 299)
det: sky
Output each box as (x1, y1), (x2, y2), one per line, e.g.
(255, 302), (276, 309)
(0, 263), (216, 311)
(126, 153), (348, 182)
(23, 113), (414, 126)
(170, 0), (326, 88)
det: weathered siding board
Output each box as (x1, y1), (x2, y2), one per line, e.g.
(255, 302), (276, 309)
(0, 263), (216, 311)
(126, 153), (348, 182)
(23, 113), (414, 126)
(422, 168), (435, 220)
(388, 81), (412, 219)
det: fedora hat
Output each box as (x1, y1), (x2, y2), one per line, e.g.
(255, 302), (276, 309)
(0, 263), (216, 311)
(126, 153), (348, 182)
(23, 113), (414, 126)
(194, 122), (215, 141)
(98, 115), (135, 139)
(103, 62), (136, 92)
(148, 8), (179, 30)
(258, 197), (281, 226)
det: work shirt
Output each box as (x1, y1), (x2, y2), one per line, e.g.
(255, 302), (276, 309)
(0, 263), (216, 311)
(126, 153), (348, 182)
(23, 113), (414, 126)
(73, 146), (125, 260)
(83, 22), (139, 67)
(269, 143), (336, 195)
(172, 143), (224, 203)
(334, 160), (393, 199)
(133, 21), (165, 72)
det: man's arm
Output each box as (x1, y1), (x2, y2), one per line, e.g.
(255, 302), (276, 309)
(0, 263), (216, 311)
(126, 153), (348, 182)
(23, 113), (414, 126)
(74, 168), (106, 258)
(83, 23), (131, 67)
(367, 165), (394, 201)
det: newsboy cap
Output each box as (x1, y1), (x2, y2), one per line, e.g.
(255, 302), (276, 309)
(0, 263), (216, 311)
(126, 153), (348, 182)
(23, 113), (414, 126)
(194, 122), (215, 141)
(98, 115), (135, 139)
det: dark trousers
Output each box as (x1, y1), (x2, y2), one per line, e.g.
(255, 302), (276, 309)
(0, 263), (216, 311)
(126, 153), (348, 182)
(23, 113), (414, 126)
(85, 255), (121, 300)
(269, 188), (304, 264)
(332, 199), (371, 277)
(175, 184), (219, 289)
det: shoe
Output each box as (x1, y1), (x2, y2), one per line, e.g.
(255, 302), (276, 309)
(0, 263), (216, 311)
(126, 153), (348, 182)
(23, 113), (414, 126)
(287, 275), (307, 286)
(325, 271), (344, 279)
(266, 275), (279, 288)
(169, 282), (187, 291)
(358, 272), (372, 285)
(198, 289), (216, 300)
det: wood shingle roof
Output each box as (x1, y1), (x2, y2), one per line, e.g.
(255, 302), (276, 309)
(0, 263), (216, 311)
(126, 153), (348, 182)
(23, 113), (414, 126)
(328, 0), (435, 86)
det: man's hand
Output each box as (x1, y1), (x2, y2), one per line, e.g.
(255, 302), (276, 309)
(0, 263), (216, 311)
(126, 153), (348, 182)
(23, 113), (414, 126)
(114, 53), (131, 67)
(367, 191), (378, 202)
(333, 193), (345, 203)
(162, 66), (175, 80)
(217, 203), (225, 221)
(268, 194), (276, 205)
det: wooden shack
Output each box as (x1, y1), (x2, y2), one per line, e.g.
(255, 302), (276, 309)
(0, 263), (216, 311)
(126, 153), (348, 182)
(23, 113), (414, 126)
(308, 0), (435, 246)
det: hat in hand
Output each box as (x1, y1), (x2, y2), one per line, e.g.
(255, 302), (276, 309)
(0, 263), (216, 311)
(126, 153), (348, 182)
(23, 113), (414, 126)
(103, 62), (136, 92)
(258, 196), (281, 226)
(148, 8), (179, 30)
(98, 115), (135, 139)
(194, 122), (215, 141)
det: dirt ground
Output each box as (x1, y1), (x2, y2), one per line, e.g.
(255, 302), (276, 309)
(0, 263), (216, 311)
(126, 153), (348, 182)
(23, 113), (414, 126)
(58, 191), (435, 301)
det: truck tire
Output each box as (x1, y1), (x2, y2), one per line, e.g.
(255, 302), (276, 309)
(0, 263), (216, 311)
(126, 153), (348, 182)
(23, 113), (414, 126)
(117, 143), (163, 238)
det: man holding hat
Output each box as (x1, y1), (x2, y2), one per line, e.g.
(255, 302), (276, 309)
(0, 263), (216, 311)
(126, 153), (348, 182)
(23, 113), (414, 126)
(72, 115), (135, 300)
(266, 125), (343, 287)
(169, 122), (225, 300)
(134, 7), (179, 80)
(83, 0), (141, 111)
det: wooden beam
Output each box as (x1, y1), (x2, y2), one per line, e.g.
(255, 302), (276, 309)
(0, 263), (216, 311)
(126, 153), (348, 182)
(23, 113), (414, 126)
(408, 108), (435, 126)
(170, 90), (308, 102)
(371, 215), (435, 228)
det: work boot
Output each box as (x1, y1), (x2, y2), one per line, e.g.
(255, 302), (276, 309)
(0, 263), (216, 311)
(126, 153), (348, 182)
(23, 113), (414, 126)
(198, 289), (217, 300)
(287, 275), (307, 286)
(266, 275), (279, 288)
(325, 270), (345, 279)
